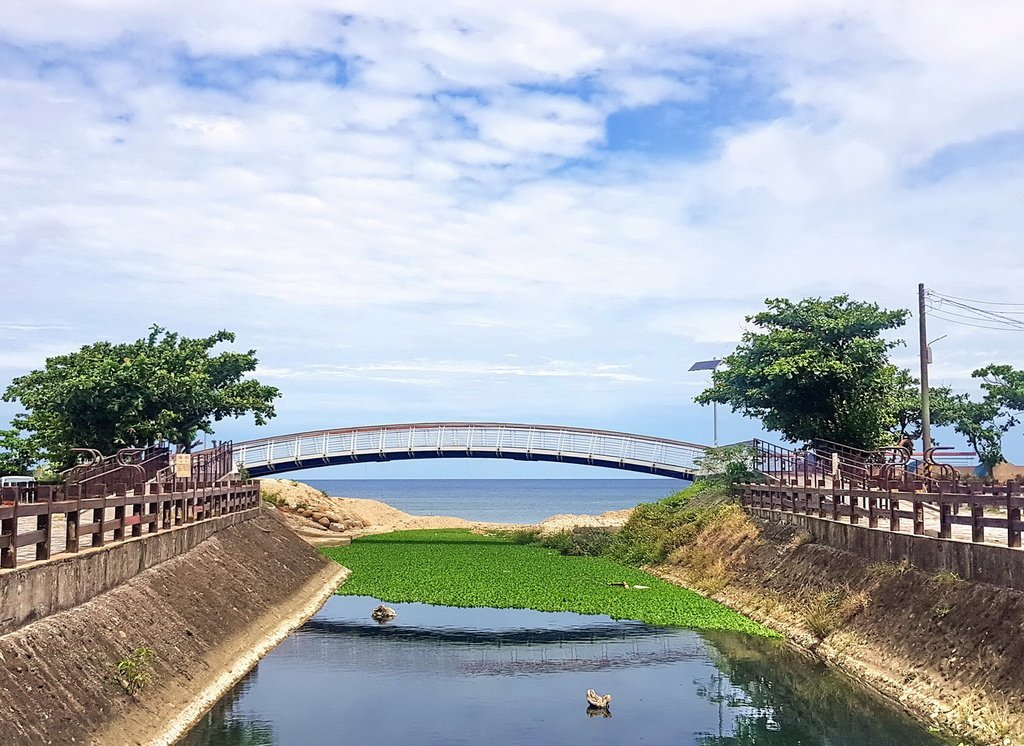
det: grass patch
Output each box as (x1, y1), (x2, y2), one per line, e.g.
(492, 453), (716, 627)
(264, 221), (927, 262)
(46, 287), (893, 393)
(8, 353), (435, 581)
(321, 529), (776, 636)
(801, 587), (869, 640)
(607, 483), (736, 566)
(865, 559), (915, 580)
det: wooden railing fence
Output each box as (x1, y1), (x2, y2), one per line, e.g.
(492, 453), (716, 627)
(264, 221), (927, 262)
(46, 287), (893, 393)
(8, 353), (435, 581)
(742, 438), (1024, 548)
(0, 441), (259, 569)
(0, 481), (260, 569)
(740, 479), (1024, 548)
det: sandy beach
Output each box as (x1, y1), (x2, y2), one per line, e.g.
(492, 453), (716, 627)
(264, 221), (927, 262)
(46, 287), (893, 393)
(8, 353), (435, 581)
(258, 478), (634, 544)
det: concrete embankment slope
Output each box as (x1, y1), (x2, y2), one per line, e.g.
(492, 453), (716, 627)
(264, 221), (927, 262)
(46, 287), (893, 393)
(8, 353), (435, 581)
(0, 508), (346, 746)
(655, 510), (1024, 746)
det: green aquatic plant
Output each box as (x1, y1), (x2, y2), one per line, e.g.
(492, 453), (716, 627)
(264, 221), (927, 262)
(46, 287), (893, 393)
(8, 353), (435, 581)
(321, 529), (775, 636)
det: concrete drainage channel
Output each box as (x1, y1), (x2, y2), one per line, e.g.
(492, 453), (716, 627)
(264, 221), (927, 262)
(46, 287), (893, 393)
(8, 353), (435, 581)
(0, 508), (348, 746)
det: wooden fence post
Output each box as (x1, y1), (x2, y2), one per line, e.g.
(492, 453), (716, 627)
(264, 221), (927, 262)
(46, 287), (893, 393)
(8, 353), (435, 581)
(939, 485), (952, 540)
(1008, 482), (1021, 549)
(1, 498), (19, 568)
(92, 503), (105, 547)
(113, 483), (126, 541)
(971, 486), (984, 543)
(35, 504), (52, 561)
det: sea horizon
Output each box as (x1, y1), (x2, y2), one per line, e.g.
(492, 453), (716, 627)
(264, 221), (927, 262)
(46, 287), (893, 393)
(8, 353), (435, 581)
(298, 477), (686, 523)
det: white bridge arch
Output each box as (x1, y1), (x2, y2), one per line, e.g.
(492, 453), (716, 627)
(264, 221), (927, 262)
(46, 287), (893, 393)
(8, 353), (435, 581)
(233, 422), (707, 480)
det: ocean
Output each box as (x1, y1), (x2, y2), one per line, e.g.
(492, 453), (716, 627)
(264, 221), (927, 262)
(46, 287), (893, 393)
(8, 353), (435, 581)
(300, 478), (685, 523)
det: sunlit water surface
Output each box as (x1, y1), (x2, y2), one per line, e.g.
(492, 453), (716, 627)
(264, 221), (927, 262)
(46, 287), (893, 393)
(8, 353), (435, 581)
(180, 596), (947, 745)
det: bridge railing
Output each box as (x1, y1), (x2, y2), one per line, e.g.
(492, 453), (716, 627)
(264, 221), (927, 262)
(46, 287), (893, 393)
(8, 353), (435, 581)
(233, 422), (707, 477)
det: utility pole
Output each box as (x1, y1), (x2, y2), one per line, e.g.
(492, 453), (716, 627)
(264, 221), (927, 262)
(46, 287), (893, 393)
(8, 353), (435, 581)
(918, 283), (932, 453)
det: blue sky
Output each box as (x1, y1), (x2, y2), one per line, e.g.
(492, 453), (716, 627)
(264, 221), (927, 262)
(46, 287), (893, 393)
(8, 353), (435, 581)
(2, 2), (1024, 478)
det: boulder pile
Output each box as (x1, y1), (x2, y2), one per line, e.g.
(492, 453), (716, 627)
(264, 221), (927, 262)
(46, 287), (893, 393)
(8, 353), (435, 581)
(287, 506), (365, 533)
(258, 479), (368, 534)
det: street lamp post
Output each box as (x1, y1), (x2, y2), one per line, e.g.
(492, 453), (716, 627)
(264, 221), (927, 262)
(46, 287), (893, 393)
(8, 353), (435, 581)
(689, 358), (724, 446)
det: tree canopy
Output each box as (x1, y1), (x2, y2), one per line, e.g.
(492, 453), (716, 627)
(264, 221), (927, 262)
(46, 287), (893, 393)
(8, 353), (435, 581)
(0, 428), (40, 476)
(930, 364), (1024, 475)
(695, 296), (910, 449)
(2, 326), (281, 467)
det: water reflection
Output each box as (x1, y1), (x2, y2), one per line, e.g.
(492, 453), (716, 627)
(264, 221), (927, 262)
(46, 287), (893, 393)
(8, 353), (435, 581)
(181, 596), (948, 746)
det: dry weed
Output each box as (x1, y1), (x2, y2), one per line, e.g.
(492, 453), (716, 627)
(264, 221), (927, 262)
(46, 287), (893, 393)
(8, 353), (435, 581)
(865, 559), (915, 580)
(801, 586), (870, 640)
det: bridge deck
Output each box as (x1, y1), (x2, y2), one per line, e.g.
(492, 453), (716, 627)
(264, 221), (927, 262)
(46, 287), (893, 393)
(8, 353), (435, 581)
(233, 422), (707, 479)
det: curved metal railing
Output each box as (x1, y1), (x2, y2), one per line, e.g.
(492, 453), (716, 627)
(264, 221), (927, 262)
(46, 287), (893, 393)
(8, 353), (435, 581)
(232, 422), (707, 479)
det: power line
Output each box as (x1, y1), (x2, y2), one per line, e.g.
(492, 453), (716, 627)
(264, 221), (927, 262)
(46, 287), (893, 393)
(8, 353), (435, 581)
(930, 295), (1024, 315)
(924, 288), (1024, 332)
(926, 310), (1024, 332)
(936, 300), (1024, 326)
(926, 290), (1024, 307)
(925, 303), (1024, 329)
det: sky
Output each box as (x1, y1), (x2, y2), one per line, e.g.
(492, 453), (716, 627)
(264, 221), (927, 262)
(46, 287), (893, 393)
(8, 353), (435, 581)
(2, 1), (1024, 478)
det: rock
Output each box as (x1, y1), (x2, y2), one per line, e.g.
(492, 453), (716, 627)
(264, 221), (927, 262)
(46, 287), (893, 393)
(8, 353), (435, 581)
(311, 512), (325, 521)
(317, 516), (331, 527)
(299, 509), (313, 518)
(328, 522), (345, 532)
(326, 513), (340, 523)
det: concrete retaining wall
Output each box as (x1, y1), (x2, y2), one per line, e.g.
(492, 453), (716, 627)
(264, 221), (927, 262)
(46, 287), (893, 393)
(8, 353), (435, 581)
(750, 507), (1024, 591)
(0, 509), (258, 636)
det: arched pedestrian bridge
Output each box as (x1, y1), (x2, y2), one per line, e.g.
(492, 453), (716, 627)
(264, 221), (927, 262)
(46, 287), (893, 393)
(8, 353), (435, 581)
(233, 422), (707, 480)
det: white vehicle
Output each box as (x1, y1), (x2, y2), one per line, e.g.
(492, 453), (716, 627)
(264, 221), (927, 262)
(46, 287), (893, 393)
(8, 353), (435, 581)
(0, 475), (35, 488)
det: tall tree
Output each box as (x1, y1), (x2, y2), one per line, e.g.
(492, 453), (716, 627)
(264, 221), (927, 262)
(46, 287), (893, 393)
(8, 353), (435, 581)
(695, 296), (909, 449)
(3, 326), (281, 466)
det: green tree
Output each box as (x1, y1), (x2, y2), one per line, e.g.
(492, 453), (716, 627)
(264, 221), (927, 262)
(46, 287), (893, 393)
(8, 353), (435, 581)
(882, 368), (954, 442)
(0, 428), (40, 476)
(930, 365), (1024, 475)
(3, 326), (281, 466)
(695, 296), (909, 449)
(974, 364), (1024, 411)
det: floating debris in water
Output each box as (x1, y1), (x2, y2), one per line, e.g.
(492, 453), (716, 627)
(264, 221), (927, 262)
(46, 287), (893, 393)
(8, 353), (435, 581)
(371, 604), (397, 624)
(586, 689), (612, 709)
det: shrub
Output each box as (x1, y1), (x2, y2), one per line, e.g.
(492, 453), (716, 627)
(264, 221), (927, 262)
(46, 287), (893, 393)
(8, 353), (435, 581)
(608, 484), (736, 566)
(504, 528), (541, 545)
(538, 527), (616, 557)
(116, 647), (154, 697)
(693, 444), (764, 490)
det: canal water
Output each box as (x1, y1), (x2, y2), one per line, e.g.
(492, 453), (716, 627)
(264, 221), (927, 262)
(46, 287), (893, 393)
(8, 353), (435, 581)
(181, 596), (947, 745)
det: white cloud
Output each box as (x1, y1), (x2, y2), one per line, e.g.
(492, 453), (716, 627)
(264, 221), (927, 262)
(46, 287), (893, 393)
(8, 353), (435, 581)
(3, 1), (1024, 462)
